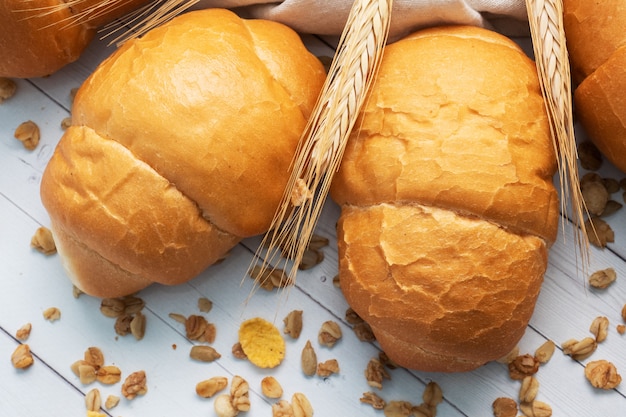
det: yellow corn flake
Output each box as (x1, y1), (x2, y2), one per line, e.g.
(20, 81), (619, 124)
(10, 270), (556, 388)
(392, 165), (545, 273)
(238, 317), (286, 368)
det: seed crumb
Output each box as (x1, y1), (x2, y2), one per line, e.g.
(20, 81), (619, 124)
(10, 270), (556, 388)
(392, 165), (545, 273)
(15, 323), (32, 341)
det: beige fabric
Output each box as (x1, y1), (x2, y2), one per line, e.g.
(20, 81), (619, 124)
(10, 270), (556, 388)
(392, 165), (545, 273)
(193, 0), (529, 40)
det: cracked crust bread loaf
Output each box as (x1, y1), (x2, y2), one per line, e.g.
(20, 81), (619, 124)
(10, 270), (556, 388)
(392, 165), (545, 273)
(0, 0), (151, 78)
(563, 0), (626, 173)
(330, 25), (559, 372)
(40, 9), (326, 298)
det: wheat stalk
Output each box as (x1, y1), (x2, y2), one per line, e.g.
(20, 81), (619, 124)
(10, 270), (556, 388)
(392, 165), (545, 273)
(13, 0), (137, 29)
(246, 0), (394, 298)
(525, 0), (590, 267)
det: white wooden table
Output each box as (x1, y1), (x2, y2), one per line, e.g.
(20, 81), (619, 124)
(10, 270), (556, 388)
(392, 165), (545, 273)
(1, 23), (626, 417)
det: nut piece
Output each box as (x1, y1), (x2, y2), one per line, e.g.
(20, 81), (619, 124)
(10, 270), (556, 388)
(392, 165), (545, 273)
(121, 370), (147, 400)
(365, 358), (390, 389)
(353, 321), (376, 342)
(318, 320), (342, 348)
(15, 323), (32, 341)
(508, 354), (539, 380)
(383, 400), (412, 417)
(272, 400), (294, 417)
(214, 394), (238, 417)
(589, 316), (609, 343)
(283, 310), (303, 339)
(14, 120), (40, 150)
(292, 393), (313, 417)
(85, 388), (102, 412)
(96, 365), (122, 385)
(190, 345), (221, 362)
(261, 376), (283, 398)
(361, 391), (386, 410)
(585, 217), (614, 248)
(168, 312), (187, 324)
(231, 342), (247, 360)
(588, 268), (617, 289)
(0, 77), (17, 103)
(231, 375), (250, 412)
(422, 381), (443, 408)
(196, 376), (228, 398)
(11, 344), (34, 369)
(130, 311), (147, 340)
(519, 400), (552, 417)
(31, 227), (56, 255)
(562, 337), (597, 361)
(198, 297), (213, 313)
(584, 360), (622, 390)
(42, 307), (61, 322)
(492, 397), (517, 417)
(317, 358), (340, 377)
(104, 394), (120, 410)
(301, 340), (317, 376)
(185, 315), (209, 341)
(519, 376), (540, 403)
(533, 340), (555, 364)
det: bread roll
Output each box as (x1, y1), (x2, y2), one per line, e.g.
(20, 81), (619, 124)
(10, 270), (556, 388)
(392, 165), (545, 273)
(40, 9), (326, 298)
(563, 0), (626, 173)
(0, 0), (150, 78)
(330, 26), (558, 372)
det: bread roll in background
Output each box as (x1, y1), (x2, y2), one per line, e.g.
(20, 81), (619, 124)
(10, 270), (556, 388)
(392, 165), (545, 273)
(40, 9), (326, 298)
(0, 0), (151, 78)
(563, 0), (626, 173)
(330, 26), (559, 372)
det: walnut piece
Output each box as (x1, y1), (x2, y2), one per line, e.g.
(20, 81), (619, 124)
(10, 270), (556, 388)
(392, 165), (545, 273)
(584, 360), (622, 390)
(121, 370), (147, 400)
(365, 358), (390, 389)
(316, 359), (340, 377)
(360, 391), (386, 410)
(508, 354), (539, 380)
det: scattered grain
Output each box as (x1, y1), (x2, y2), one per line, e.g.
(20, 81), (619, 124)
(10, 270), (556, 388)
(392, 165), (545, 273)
(590, 316), (609, 342)
(129, 311), (147, 340)
(299, 248), (324, 270)
(104, 394), (120, 410)
(196, 376), (228, 398)
(585, 217), (614, 248)
(283, 310), (303, 339)
(189, 345), (221, 363)
(365, 357), (390, 389)
(42, 307), (61, 322)
(291, 392), (313, 417)
(497, 346), (520, 364)
(214, 394), (238, 417)
(562, 337), (597, 361)
(317, 358), (340, 377)
(0, 77), (17, 103)
(318, 320), (342, 347)
(261, 376), (283, 398)
(519, 400), (552, 417)
(100, 298), (126, 318)
(519, 376), (540, 403)
(85, 388), (102, 412)
(383, 400), (412, 417)
(121, 370), (147, 399)
(301, 340), (317, 376)
(31, 227), (56, 255)
(15, 323), (31, 341)
(584, 360), (622, 389)
(588, 268), (617, 289)
(492, 397), (517, 417)
(508, 354), (539, 380)
(272, 400), (294, 417)
(361, 391), (386, 410)
(14, 120), (40, 150)
(11, 344), (34, 369)
(96, 365), (122, 384)
(198, 297), (213, 313)
(534, 340), (555, 364)
(231, 375), (250, 412)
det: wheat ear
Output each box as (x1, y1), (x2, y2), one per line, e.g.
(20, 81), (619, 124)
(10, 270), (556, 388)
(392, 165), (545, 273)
(246, 0), (394, 296)
(13, 0), (137, 29)
(526, 0), (589, 267)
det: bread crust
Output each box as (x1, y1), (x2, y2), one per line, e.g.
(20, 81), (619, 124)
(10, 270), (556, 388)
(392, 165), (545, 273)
(331, 26), (558, 372)
(564, 0), (626, 173)
(40, 9), (326, 297)
(0, 0), (149, 78)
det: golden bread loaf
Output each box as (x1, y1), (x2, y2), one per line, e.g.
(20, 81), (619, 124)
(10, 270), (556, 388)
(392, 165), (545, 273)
(0, 0), (151, 78)
(40, 9), (326, 298)
(330, 25), (559, 372)
(563, 0), (626, 173)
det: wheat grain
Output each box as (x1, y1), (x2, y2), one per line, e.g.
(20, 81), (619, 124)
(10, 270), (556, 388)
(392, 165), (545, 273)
(525, 0), (589, 267)
(247, 0), (393, 299)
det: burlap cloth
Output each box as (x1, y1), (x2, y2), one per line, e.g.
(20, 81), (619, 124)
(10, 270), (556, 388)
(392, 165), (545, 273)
(191, 0), (530, 40)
